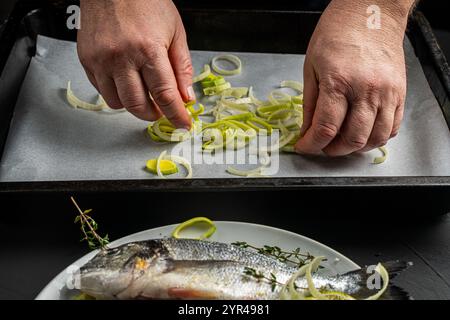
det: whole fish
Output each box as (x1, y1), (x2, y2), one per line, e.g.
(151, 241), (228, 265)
(78, 238), (410, 300)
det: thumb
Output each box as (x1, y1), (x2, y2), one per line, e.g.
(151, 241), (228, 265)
(168, 25), (196, 103)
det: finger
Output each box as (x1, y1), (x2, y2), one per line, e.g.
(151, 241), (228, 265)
(141, 47), (192, 129)
(95, 75), (123, 110)
(323, 100), (378, 156)
(168, 25), (195, 103)
(114, 70), (162, 121)
(85, 70), (99, 92)
(360, 106), (394, 152)
(391, 101), (405, 138)
(360, 91), (397, 152)
(295, 88), (348, 155)
(300, 61), (319, 137)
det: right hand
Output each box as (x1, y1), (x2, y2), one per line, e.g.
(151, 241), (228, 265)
(77, 0), (194, 129)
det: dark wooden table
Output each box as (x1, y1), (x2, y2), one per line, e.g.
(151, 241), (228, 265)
(0, 191), (449, 300)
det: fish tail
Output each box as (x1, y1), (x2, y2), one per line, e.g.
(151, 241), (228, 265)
(341, 260), (413, 300)
(379, 260), (413, 280)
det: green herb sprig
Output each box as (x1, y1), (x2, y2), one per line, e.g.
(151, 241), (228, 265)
(71, 197), (109, 250)
(243, 267), (283, 292)
(243, 267), (307, 292)
(232, 242), (317, 268)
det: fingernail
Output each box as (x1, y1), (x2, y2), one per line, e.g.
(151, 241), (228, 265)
(183, 119), (193, 131)
(187, 86), (196, 102)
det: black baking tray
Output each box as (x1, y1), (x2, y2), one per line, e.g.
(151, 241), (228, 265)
(0, 1), (449, 207)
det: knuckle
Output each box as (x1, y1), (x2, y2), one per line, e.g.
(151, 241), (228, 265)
(104, 45), (125, 62)
(140, 40), (164, 61)
(178, 59), (194, 78)
(151, 86), (178, 109)
(313, 121), (339, 142)
(369, 135), (389, 148)
(320, 73), (353, 97)
(121, 96), (145, 112)
(342, 134), (367, 150)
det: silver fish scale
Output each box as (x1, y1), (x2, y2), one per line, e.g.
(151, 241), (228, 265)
(80, 239), (369, 300)
(159, 239), (361, 298)
(163, 238), (293, 269)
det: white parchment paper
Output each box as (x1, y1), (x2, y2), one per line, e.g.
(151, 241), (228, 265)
(0, 36), (449, 182)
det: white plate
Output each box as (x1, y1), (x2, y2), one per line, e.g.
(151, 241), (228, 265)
(36, 221), (360, 300)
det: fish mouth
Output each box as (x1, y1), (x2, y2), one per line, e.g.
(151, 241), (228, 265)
(79, 266), (135, 299)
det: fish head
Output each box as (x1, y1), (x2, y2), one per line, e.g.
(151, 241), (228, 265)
(79, 240), (169, 299)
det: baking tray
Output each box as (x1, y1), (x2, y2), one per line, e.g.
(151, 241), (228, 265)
(0, 1), (449, 200)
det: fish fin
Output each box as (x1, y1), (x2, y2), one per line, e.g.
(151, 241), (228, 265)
(339, 260), (413, 300)
(168, 288), (218, 299)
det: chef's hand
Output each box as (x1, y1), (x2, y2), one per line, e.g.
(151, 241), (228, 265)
(77, 0), (193, 129)
(296, 0), (415, 156)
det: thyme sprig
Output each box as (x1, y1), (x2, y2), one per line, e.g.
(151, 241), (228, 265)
(71, 197), (109, 250)
(232, 241), (317, 268)
(243, 267), (308, 292)
(243, 267), (283, 292)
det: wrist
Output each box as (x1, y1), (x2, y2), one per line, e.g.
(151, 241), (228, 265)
(326, 0), (415, 42)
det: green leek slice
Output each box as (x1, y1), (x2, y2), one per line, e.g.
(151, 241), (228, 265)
(211, 54), (242, 76)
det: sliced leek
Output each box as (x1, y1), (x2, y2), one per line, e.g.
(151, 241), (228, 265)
(203, 82), (232, 96)
(211, 54), (242, 76)
(172, 217), (216, 240)
(374, 146), (388, 164)
(280, 80), (304, 93)
(153, 151), (193, 179)
(146, 159), (178, 175)
(67, 81), (106, 111)
(193, 64), (212, 83)
(226, 166), (265, 177)
(165, 154), (193, 179)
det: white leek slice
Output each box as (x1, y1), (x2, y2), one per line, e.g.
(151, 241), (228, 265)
(96, 95), (126, 114)
(165, 154), (193, 179)
(279, 265), (309, 300)
(374, 146), (388, 164)
(153, 119), (191, 142)
(305, 256), (328, 300)
(280, 80), (304, 93)
(268, 90), (292, 105)
(226, 166), (264, 177)
(193, 64), (211, 83)
(156, 151), (193, 179)
(156, 150), (168, 179)
(259, 132), (296, 153)
(211, 54), (242, 76)
(67, 82), (126, 114)
(67, 81), (105, 111)
(203, 82), (232, 96)
(267, 109), (292, 122)
(220, 87), (249, 98)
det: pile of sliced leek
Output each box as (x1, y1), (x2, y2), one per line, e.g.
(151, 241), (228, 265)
(67, 54), (387, 179)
